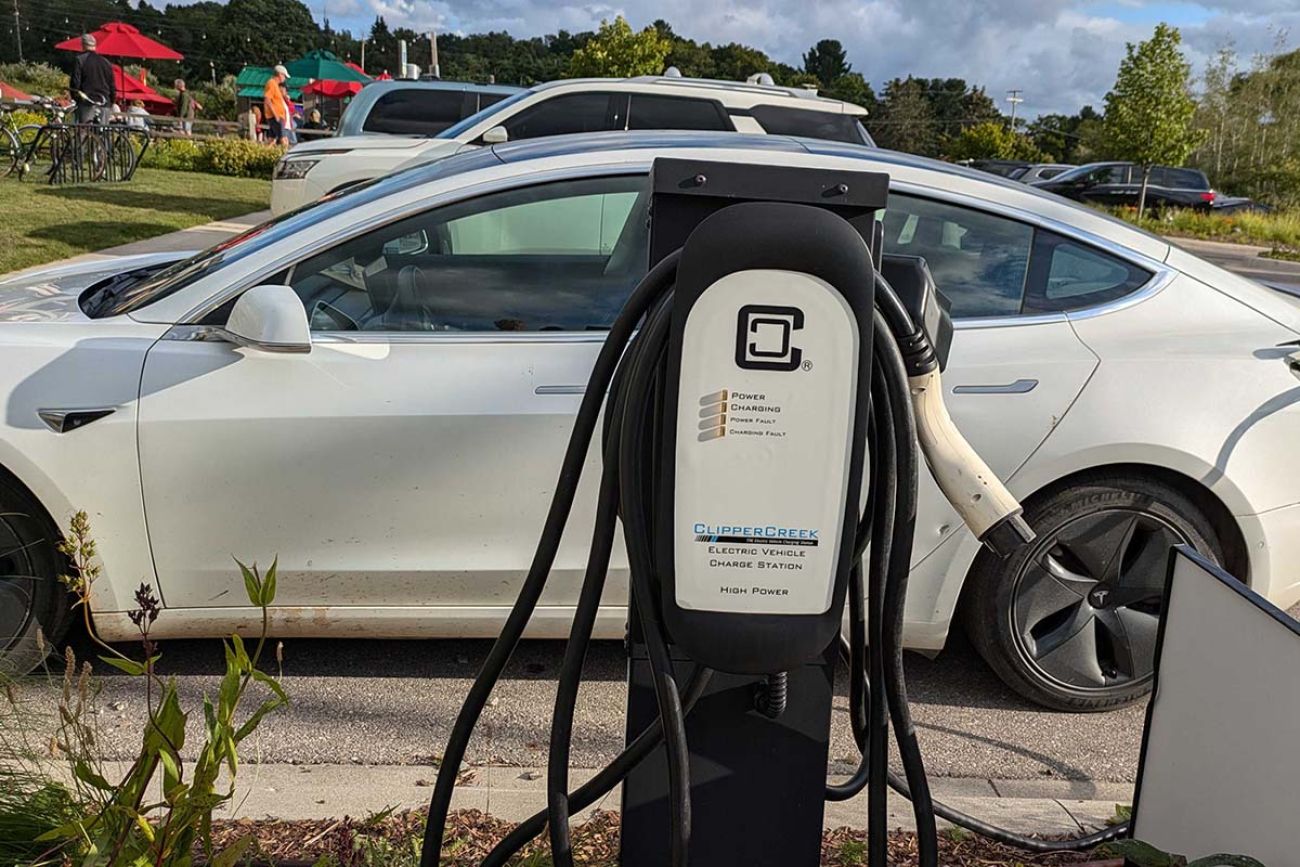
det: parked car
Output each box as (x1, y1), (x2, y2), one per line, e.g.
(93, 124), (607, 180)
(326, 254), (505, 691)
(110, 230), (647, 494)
(3, 133), (1299, 711)
(1033, 162), (1217, 211)
(333, 79), (523, 138)
(270, 75), (875, 215)
(963, 159), (1031, 178)
(1008, 163), (1075, 183)
(1212, 195), (1272, 216)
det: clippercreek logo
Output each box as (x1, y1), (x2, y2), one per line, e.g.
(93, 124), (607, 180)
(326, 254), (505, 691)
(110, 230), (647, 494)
(691, 522), (820, 547)
(735, 305), (804, 371)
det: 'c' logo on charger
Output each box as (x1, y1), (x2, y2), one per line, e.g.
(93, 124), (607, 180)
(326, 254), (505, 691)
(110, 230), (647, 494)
(735, 305), (804, 372)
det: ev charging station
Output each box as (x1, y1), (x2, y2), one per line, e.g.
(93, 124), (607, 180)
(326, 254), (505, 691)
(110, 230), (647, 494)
(413, 155), (1293, 867)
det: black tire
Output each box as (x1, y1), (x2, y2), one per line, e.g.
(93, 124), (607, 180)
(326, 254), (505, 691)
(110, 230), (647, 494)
(0, 476), (69, 677)
(962, 472), (1222, 712)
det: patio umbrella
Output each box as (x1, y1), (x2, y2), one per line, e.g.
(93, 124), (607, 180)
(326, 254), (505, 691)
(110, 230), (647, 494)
(0, 81), (32, 101)
(55, 21), (184, 61)
(112, 64), (173, 111)
(302, 79), (363, 99)
(286, 49), (370, 84)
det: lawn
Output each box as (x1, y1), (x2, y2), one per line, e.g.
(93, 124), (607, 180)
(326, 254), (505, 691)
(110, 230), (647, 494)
(0, 168), (270, 276)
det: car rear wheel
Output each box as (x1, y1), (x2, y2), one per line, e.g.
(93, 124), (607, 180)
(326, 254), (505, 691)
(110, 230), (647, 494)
(0, 477), (68, 677)
(963, 473), (1223, 712)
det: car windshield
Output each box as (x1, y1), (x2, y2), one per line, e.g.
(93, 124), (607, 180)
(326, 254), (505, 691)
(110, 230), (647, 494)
(436, 88), (535, 140)
(79, 147), (506, 318)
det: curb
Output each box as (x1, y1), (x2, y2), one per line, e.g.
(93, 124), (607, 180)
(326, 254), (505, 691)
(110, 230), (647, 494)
(108, 763), (1128, 836)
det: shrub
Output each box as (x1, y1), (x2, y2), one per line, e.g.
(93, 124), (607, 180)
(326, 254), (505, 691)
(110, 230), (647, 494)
(6, 108), (46, 129)
(141, 137), (281, 179)
(140, 137), (202, 172)
(197, 137), (282, 179)
(0, 62), (68, 98)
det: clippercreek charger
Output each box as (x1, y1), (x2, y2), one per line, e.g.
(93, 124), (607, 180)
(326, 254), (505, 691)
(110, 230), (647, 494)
(419, 158), (1126, 867)
(656, 200), (877, 675)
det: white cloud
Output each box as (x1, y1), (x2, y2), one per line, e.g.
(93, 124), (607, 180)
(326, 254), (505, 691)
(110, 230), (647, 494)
(328, 0), (1294, 115)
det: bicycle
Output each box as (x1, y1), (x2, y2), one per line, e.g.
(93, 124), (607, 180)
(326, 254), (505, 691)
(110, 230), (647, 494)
(1, 101), (48, 178)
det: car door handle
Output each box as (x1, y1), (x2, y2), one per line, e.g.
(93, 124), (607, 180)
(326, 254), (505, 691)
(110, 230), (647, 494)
(535, 385), (586, 395)
(951, 379), (1038, 395)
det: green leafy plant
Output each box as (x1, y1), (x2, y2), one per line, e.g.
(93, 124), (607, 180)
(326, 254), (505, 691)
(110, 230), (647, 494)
(29, 511), (287, 866)
(1102, 839), (1266, 867)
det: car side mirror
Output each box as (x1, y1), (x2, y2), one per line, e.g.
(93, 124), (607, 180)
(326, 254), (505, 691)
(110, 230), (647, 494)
(481, 125), (509, 144)
(222, 284), (311, 353)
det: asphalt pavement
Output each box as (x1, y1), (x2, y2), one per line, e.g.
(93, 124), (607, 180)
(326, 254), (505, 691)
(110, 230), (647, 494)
(61, 630), (1147, 786)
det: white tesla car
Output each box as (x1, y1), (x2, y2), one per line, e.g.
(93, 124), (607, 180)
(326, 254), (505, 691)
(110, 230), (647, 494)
(2, 133), (1298, 711)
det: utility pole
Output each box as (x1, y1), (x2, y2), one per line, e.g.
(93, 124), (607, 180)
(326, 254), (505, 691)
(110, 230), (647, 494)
(429, 29), (438, 79)
(1006, 89), (1024, 130)
(12, 0), (23, 64)
(360, 38), (366, 73)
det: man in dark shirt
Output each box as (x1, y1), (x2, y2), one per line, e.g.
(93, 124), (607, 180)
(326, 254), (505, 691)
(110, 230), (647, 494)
(69, 34), (114, 124)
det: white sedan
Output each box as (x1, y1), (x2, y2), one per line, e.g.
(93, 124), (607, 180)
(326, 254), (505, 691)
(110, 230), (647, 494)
(2, 133), (1298, 711)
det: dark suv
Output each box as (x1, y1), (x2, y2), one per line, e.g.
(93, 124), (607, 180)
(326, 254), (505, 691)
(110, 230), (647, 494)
(1032, 162), (1216, 211)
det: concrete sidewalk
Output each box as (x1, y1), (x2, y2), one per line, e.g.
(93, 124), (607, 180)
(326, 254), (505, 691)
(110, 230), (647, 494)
(126, 763), (1126, 837)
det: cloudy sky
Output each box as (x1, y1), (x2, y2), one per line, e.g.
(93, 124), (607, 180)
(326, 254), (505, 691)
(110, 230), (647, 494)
(317, 0), (1295, 117)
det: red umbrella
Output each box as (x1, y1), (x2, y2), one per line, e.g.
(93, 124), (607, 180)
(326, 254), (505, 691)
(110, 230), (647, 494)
(55, 21), (183, 61)
(112, 64), (173, 111)
(377, 71), (393, 80)
(0, 81), (32, 101)
(303, 79), (363, 98)
(345, 61), (366, 75)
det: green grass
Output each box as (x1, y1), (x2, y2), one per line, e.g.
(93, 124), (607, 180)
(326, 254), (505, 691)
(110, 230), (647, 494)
(1111, 206), (1300, 252)
(0, 168), (270, 275)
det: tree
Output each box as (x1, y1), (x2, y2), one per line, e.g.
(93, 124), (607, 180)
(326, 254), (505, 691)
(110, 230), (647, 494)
(567, 16), (670, 78)
(945, 121), (1045, 162)
(1102, 23), (1202, 216)
(869, 77), (936, 155)
(803, 39), (850, 89)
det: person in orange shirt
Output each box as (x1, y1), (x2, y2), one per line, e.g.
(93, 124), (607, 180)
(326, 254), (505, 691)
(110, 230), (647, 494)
(263, 64), (292, 146)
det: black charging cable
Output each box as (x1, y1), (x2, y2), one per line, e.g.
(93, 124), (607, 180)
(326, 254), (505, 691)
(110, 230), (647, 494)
(420, 255), (1124, 867)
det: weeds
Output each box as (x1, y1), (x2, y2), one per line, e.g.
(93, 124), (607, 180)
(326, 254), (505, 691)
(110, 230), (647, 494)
(2, 511), (289, 866)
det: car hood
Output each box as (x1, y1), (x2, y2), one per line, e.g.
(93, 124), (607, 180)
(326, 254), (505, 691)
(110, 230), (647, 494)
(0, 252), (190, 323)
(285, 134), (450, 156)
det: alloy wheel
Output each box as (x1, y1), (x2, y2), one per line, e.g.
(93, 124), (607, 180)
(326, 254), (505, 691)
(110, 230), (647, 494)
(1010, 508), (1188, 693)
(0, 512), (39, 655)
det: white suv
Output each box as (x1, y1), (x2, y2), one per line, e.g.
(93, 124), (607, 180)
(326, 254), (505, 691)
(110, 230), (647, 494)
(270, 75), (873, 215)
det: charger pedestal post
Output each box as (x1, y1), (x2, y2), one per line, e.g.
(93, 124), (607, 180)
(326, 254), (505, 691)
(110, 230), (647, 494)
(619, 159), (890, 867)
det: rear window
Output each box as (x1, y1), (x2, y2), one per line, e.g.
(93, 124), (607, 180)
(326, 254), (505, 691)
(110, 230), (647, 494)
(750, 105), (867, 144)
(1159, 167), (1209, 190)
(362, 90), (465, 136)
(627, 94), (732, 131)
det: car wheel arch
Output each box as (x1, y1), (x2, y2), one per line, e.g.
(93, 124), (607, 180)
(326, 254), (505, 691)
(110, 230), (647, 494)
(949, 461), (1249, 631)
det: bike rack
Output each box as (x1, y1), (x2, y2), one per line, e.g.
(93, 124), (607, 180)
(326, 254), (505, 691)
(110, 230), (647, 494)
(19, 123), (151, 185)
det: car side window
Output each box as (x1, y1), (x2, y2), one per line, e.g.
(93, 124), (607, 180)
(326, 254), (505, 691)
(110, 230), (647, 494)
(627, 94), (732, 131)
(362, 90), (465, 136)
(283, 175), (649, 333)
(880, 194), (1033, 318)
(1023, 232), (1152, 313)
(501, 93), (616, 140)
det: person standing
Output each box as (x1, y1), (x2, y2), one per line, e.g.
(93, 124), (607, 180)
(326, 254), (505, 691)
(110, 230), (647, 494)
(263, 64), (293, 146)
(69, 34), (114, 125)
(174, 79), (202, 135)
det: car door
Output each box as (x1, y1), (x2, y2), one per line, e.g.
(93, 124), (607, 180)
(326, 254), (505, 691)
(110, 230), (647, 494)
(1078, 164), (1133, 207)
(138, 174), (649, 612)
(880, 193), (1101, 562)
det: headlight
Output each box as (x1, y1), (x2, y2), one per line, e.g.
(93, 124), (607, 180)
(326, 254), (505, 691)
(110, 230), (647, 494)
(274, 158), (320, 180)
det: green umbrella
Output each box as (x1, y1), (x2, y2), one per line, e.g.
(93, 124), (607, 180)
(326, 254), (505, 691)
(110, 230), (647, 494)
(286, 49), (370, 84)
